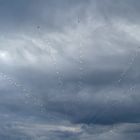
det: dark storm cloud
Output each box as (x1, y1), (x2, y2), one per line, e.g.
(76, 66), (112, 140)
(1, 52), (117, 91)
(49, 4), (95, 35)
(1, 0), (140, 139)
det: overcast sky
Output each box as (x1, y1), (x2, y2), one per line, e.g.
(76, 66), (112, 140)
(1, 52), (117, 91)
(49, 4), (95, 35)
(0, 0), (140, 139)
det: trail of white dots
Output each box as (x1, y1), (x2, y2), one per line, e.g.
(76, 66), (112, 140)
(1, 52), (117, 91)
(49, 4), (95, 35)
(0, 72), (43, 110)
(92, 46), (140, 130)
(36, 27), (65, 113)
(77, 17), (85, 91)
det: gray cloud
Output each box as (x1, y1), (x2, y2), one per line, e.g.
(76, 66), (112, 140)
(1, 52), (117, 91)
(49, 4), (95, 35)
(0, 0), (140, 139)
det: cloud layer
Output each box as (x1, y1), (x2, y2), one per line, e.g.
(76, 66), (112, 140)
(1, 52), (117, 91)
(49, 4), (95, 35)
(0, 0), (140, 139)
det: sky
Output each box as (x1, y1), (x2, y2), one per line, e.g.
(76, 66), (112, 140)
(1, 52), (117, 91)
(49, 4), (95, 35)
(0, 0), (140, 139)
